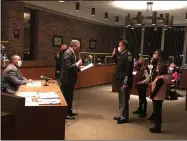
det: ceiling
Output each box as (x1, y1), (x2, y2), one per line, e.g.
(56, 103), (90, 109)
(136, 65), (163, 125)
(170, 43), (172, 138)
(22, 1), (187, 26)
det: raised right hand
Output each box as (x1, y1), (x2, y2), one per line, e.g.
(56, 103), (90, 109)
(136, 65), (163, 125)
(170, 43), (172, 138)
(112, 48), (116, 56)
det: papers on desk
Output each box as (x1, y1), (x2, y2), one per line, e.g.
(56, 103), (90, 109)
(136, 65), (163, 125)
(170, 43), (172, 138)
(38, 92), (59, 99)
(26, 81), (41, 87)
(81, 63), (94, 71)
(38, 99), (61, 105)
(18, 92), (38, 97)
(37, 92), (61, 105)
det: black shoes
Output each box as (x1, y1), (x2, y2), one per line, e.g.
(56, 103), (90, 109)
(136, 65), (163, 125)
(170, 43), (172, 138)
(113, 116), (121, 120)
(149, 127), (162, 133)
(133, 109), (141, 114)
(114, 116), (129, 124)
(70, 112), (78, 116)
(66, 115), (75, 120)
(133, 109), (147, 117)
(66, 111), (78, 120)
(117, 119), (129, 124)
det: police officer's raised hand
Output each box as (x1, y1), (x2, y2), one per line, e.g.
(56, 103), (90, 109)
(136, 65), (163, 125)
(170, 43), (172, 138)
(112, 48), (116, 56)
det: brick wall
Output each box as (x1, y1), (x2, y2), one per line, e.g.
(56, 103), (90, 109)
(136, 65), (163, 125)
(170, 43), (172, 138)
(2, 2), (24, 58)
(2, 1), (122, 60)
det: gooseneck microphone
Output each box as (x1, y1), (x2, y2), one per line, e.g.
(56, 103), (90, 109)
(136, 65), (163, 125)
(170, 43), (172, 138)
(40, 75), (51, 81)
(40, 75), (51, 86)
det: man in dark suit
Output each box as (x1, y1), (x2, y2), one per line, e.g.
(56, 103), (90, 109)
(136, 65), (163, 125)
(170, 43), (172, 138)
(112, 40), (134, 124)
(60, 40), (82, 120)
(55, 44), (68, 86)
(1, 55), (31, 94)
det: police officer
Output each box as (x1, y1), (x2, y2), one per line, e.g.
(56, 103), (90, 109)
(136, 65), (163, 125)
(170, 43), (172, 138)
(112, 40), (133, 124)
(55, 44), (68, 86)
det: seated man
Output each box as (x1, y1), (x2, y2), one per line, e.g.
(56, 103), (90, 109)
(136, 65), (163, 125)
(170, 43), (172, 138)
(1, 55), (31, 94)
(168, 63), (179, 83)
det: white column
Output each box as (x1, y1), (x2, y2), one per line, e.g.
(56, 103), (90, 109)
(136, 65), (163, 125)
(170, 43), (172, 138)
(140, 30), (145, 56)
(182, 27), (187, 65)
(161, 27), (165, 51)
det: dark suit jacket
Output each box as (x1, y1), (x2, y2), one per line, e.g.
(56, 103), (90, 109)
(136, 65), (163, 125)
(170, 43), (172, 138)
(113, 50), (134, 89)
(1, 64), (28, 94)
(60, 48), (80, 86)
(55, 49), (66, 78)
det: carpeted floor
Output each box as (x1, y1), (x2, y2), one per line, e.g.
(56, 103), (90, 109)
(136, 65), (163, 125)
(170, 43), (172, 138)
(65, 84), (187, 140)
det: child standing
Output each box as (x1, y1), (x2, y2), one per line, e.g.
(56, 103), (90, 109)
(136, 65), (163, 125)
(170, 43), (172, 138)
(149, 63), (171, 133)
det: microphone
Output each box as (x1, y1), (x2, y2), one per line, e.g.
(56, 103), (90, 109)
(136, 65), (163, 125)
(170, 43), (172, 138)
(40, 75), (51, 81)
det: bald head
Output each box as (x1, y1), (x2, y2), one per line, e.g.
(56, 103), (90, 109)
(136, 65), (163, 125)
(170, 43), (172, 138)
(70, 40), (80, 51)
(61, 44), (68, 51)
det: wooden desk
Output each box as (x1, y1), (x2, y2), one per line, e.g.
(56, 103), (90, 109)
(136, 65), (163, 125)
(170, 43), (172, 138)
(14, 80), (67, 140)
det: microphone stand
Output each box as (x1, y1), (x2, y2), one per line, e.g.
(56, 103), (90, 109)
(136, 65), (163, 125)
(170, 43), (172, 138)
(43, 79), (49, 86)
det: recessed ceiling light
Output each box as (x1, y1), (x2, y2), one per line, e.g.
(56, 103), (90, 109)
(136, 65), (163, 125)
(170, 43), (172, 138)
(59, 0), (65, 2)
(112, 1), (187, 10)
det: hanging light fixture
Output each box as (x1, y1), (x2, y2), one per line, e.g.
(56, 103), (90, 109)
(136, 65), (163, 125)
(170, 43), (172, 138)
(141, 24), (145, 31)
(91, 8), (95, 16)
(152, 11), (157, 25)
(126, 2), (174, 29)
(154, 25), (157, 31)
(164, 13), (169, 26)
(104, 12), (108, 20)
(115, 16), (119, 23)
(168, 16), (174, 28)
(131, 23), (135, 30)
(137, 11), (142, 26)
(76, 2), (80, 11)
(126, 13), (131, 27)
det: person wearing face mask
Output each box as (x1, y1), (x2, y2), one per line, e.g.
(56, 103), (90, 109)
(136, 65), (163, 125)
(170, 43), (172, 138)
(133, 57), (150, 117)
(148, 49), (165, 122)
(151, 49), (165, 82)
(1, 55), (31, 94)
(149, 63), (171, 133)
(112, 40), (134, 124)
(60, 40), (83, 120)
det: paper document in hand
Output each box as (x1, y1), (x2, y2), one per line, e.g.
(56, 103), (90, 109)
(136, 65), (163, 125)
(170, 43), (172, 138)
(38, 92), (59, 99)
(81, 63), (94, 71)
(27, 81), (41, 87)
(19, 92), (38, 97)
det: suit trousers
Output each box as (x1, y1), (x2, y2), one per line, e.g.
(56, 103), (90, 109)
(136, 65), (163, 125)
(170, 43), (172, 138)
(61, 84), (75, 114)
(118, 87), (130, 120)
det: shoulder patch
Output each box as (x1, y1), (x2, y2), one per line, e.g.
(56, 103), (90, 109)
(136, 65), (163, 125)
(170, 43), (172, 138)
(128, 56), (133, 62)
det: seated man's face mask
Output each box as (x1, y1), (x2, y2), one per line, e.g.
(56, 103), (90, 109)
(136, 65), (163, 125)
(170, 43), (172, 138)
(17, 60), (22, 67)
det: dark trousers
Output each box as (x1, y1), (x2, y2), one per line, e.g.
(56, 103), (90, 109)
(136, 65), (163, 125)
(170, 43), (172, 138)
(61, 84), (75, 115)
(137, 87), (147, 112)
(153, 100), (163, 129)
